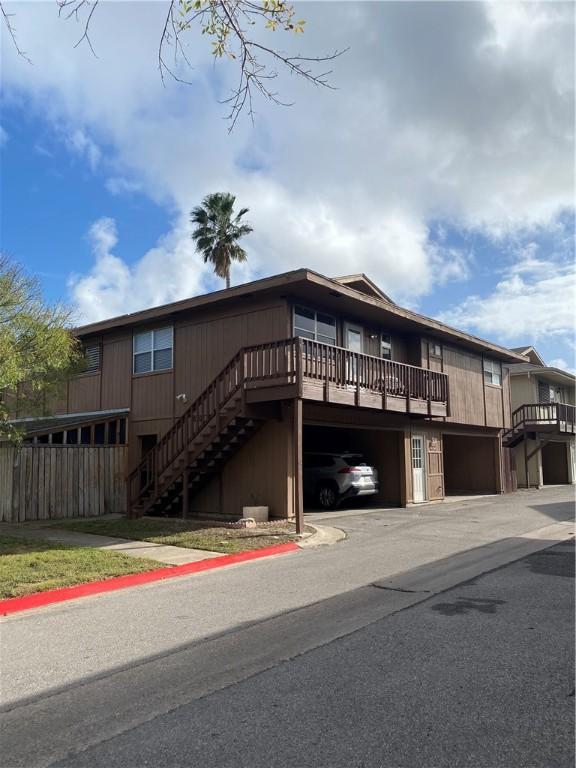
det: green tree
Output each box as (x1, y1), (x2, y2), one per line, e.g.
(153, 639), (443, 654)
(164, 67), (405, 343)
(0, 254), (81, 440)
(190, 192), (253, 289)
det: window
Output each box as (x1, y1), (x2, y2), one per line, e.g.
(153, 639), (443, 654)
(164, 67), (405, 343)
(381, 334), (392, 360)
(294, 306), (336, 345)
(84, 344), (101, 373)
(483, 358), (502, 386)
(133, 327), (173, 374)
(430, 342), (442, 357)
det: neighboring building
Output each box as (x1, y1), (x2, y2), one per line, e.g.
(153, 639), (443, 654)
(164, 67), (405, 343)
(504, 346), (575, 487)
(9, 269), (528, 526)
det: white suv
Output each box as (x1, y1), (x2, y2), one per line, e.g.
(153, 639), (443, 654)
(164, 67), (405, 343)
(303, 452), (379, 510)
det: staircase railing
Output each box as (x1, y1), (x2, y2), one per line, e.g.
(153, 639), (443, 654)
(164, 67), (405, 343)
(127, 349), (245, 514)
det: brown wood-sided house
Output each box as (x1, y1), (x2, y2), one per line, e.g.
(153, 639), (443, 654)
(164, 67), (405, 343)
(9, 269), (530, 529)
(504, 346), (575, 487)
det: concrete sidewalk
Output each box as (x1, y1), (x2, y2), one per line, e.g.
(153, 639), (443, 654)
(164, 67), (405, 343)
(0, 524), (224, 566)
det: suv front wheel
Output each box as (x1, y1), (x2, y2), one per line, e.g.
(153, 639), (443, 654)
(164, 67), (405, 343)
(317, 482), (339, 510)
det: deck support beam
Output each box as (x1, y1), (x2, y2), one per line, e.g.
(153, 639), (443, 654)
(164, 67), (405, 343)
(293, 398), (304, 535)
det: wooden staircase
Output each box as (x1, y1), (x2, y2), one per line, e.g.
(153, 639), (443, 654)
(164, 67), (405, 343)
(127, 352), (263, 518)
(502, 403), (576, 448)
(126, 336), (452, 518)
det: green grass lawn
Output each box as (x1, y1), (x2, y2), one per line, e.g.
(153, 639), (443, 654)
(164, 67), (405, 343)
(51, 517), (300, 554)
(0, 536), (163, 599)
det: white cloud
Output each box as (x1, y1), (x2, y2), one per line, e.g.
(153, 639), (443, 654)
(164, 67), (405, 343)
(105, 176), (142, 196)
(438, 257), (576, 342)
(1, 1), (574, 322)
(66, 128), (101, 170)
(68, 216), (209, 325)
(547, 358), (576, 375)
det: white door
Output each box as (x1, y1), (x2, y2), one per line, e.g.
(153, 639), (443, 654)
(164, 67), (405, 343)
(344, 323), (363, 383)
(411, 434), (427, 502)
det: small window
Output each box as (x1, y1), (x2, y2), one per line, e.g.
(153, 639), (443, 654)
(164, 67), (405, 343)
(133, 327), (173, 374)
(381, 334), (392, 360)
(294, 306), (336, 345)
(84, 344), (101, 373)
(483, 358), (502, 386)
(430, 342), (442, 357)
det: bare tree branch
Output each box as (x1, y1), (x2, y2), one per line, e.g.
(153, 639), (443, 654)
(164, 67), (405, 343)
(0, 1), (31, 63)
(2, 0), (347, 129)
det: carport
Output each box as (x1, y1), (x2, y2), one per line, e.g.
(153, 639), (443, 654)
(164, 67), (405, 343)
(541, 442), (570, 485)
(443, 433), (499, 494)
(303, 424), (403, 509)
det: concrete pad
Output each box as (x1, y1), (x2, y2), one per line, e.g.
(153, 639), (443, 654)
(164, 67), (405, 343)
(100, 542), (223, 565)
(298, 524), (346, 548)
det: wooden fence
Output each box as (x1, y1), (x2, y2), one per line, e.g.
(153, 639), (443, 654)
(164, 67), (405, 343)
(0, 445), (127, 523)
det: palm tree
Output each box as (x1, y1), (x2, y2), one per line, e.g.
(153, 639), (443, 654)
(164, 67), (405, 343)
(190, 193), (253, 289)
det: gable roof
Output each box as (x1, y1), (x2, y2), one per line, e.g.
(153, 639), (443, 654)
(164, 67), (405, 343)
(73, 268), (528, 363)
(508, 363), (576, 386)
(510, 346), (546, 366)
(332, 274), (394, 303)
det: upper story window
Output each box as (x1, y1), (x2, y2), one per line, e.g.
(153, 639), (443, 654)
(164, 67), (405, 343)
(430, 342), (442, 357)
(381, 333), (392, 360)
(294, 306), (336, 345)
(133, 327), (173, 374)
(539, 381), (564, 404)
(83, 344), (101, 374)
(483, 358), (502, 386)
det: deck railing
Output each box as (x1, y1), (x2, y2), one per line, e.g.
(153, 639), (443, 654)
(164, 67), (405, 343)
(127, 337), (449, 513)
(510, 402), (576, 432)
(296, 338), (449, 404)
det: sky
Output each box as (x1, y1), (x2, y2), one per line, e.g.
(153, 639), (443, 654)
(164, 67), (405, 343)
(1, 1), (575, 370)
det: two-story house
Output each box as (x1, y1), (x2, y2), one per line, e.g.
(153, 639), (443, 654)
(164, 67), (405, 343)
(11, 269), (528, 529)
(504, 346), (575, 487)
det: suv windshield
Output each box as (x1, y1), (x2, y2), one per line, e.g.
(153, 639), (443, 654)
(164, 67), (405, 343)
(342, 455), (366, 466)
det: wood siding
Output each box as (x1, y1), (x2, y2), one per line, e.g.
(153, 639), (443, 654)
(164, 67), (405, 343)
(190, 415), (294, 519)
(0, 445), (127, 522)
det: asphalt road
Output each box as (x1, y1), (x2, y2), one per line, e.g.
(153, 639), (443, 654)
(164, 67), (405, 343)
(55, 541), (576, 768)
(2, 486), (573, 710)
(2, 536), (574, 767)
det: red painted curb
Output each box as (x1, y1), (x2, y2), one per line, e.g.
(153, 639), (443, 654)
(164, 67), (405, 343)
(0, 542), (299, 616)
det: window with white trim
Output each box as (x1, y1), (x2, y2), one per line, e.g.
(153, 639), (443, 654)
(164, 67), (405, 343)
(483, 358), (502, 386)
(381, 333), (392, 360)
(133, 327), (173, 374)
(293, 306), (336, 345)
(84, 344), (101, 373)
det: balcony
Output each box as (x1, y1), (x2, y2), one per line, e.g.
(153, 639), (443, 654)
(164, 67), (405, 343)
(243, 337), (449, 417)
(503, 402), (576, 447)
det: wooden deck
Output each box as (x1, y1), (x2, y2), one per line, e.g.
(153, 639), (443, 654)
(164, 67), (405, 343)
(244, 337), (449, 417)
(503, 402), (576, 447)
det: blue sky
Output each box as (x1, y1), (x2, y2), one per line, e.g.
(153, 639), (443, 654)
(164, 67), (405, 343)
(1, 1), (574, 369)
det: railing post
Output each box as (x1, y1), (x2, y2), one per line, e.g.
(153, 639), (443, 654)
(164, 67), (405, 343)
(324, 344), (330, 402)
(382, 359), (388, 412)
(406, 368), (411, 413)
(295, 336), (303, 397)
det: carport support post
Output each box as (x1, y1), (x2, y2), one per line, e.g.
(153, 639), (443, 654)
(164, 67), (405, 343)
(293, 398), (304, 535)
